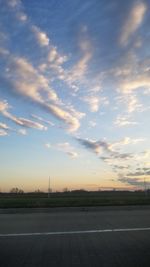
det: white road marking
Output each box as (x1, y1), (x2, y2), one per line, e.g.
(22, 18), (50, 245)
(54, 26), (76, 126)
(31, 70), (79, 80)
(0, 227), (150, 237)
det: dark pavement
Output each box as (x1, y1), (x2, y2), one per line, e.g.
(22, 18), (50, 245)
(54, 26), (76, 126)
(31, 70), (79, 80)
(0, 206), (150, 267)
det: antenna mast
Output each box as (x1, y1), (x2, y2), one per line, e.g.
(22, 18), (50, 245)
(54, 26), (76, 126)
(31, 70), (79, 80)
(48, 176), (50, 198)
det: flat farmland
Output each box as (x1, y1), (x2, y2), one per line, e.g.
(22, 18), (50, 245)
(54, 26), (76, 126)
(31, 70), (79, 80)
(0, 191), (150, 209)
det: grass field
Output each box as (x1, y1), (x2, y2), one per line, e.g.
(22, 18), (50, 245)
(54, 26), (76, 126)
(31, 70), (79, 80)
(0, 191), (150, 208)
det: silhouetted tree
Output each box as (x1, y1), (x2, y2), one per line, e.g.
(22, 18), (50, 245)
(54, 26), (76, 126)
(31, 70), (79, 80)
(10, 187), (24, 194)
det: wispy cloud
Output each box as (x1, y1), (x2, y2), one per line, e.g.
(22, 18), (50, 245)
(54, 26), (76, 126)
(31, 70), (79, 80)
(0, 3), (98, 134)
(15, 118), (47, 130)
(58, 142), (79, 158)
(127, 170), (150, 176)
(48, 46), (68, 65)
(110, 137), (145, 150)
(16, 12), (27, 22)
(116, 94), (143, 113)
(18, 129), (27, 135)
(0, 100), (47, 131)
(70, 51), (92, 82)
(101, 152), (133, 162)
(113, 50), (150, 98)
(65, 26), (93, 88)
(0, 129), (8, 136)
(77, 138), (110, 155)
(7, 0), (21, 8)
(0, 122), (10, 130)
(118, 175), (145, 187)
(82, 95), (109, 113)
(82, 96), (100, 112)
(114, 115), (138, 127)
(77, 136), (149, 185)
(31, 114), (54, 127)
(77, 136), (145, 158)
(31, 25), (49, 47)
(45, 142), (78, 159)
(0, 117), (27, 136)
(121, 74), (150, 93)
(0, 52), (82, 132)
(120, 1), (147, 46)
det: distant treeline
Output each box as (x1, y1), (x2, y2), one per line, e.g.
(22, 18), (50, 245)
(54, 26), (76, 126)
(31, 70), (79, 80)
(0, 189), (150, 198)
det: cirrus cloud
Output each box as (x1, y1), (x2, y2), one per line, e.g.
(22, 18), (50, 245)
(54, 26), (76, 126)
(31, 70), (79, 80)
(45, 142), (79, 159)
(31, 25), (49, 47)
(120, 1), (147, 46)
(0, 100), (47, 131)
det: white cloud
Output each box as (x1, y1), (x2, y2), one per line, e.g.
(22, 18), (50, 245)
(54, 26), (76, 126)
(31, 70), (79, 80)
(45, 143), (51, 149)
(77, 138), (110, 155)
(82, 95), (109, 113)
(2, 53), (82, 132)
(121, 75), (150, 93)
(0, 100), (47, 131)
(0, 122), (10, 130)
(126, 94), (142, 113)
(64, 27), (93, 87)
(18, 129), (27, 135)
(70, 51), (92, 82)
(118, 175), (145, 187)
(57, 142), (78, 158)
(83, 96), (100, 112)
(45, 104), (81, 132)
(45, 142), (78, 158)
(31, 114), (54, 127)
(17, 118), (47, 130)
(114, 50), (150, 96)
(31, 25), (49, 46)
(77, 137), (145, 160)
(114, 115), (138, 127)
(116, 94), (143, 113)
(0, 3), (90, 135)
(77, 136), (149, 180)
(120, 1), (147, 46)
(110, 137), (145, 150)
(48, 46), (68, 65)
(0, 129), (8, 136)
(16, 12), (27, 22)
(7, 0), (21, 8)
(0, 100), (9, 112)
(48, 47), (58, 62)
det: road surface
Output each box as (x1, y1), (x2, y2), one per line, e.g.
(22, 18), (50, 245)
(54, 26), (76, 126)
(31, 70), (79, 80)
(0, 206), (150, 267)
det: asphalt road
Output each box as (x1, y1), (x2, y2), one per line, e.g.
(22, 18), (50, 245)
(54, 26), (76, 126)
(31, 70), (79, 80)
(0, 206), (150, 267)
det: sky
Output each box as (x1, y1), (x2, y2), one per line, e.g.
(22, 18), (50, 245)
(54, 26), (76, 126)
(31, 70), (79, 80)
(0, 0), (150, 192)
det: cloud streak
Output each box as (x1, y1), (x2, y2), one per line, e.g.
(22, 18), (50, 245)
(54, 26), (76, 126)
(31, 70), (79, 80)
(77, 138), (110, 155)
(0, 51), (82, 132)
(45, 142), (78, 159)
(31, 26), (49, 47)
(0, 129), (8, 136)
(114, 115), (138, 127)
(0, 122), (10, 130)
(127, 170), (150, 176)
(118, 175), (144, 187)
(0, 100), (47, 131)
(120, 1), (147, 46)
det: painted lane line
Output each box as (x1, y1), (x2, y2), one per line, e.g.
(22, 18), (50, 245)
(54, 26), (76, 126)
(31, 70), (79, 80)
(0, 227), (150, 237)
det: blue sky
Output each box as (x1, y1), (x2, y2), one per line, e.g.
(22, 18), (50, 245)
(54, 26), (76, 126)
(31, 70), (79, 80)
(0, 0), (150, 192)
